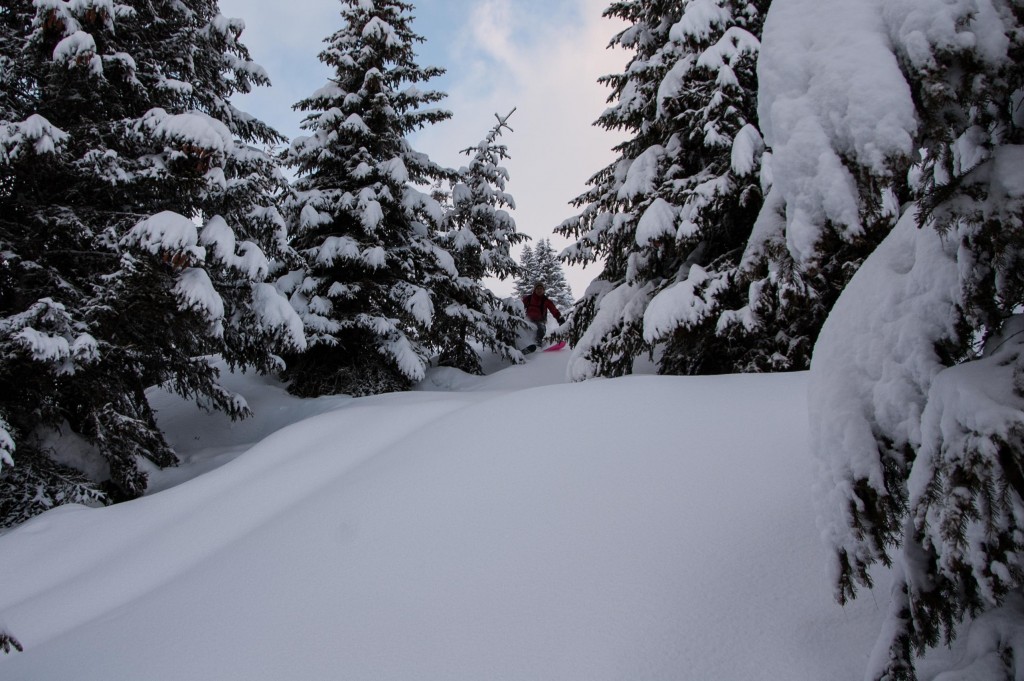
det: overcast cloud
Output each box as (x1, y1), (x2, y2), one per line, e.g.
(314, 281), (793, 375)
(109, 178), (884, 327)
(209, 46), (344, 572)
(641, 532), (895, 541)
(217, 0), (626, 298)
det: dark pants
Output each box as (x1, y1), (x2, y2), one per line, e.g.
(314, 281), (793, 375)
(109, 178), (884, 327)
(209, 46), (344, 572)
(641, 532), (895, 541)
(530, 318), (546, 346)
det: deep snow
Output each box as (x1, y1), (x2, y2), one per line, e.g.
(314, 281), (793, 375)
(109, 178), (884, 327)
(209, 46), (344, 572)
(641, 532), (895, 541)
(0, 350), (956, 679)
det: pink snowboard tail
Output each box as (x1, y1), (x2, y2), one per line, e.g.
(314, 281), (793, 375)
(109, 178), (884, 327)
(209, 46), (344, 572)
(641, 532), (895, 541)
(543, 341), (567, 352)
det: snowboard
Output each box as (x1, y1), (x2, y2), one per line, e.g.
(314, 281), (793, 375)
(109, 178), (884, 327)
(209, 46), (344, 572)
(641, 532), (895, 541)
(523, 340), (566, 355)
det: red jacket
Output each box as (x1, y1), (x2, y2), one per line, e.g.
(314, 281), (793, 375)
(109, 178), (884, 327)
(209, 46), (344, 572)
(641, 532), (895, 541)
(523, 293), (560, 322)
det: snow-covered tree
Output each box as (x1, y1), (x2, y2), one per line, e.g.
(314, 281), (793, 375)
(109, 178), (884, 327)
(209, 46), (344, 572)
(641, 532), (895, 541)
(640, 0), (774, 376)
(556, 0), (679, 379)
(0, 0), (301, 522)
(781, 0), (1024, 678)
(513, 243), (537, 297)
(280, 0), (454, 396)
(558, 0), (772, 380)
(731, 0), (915, 380)
(514, 240), (571, 306)
(531, 239), (574, 312)
(432, 111), (527, 374)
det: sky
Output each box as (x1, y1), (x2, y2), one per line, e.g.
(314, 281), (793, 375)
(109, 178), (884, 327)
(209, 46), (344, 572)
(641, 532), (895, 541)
(216, 0), (628, 299)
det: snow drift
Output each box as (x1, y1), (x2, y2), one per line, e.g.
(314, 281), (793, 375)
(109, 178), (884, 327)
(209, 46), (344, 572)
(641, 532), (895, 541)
(0, 352), (900, 680)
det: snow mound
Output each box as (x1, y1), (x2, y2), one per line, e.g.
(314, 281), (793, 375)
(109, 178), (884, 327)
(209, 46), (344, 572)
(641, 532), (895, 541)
(0, 352), (899, 680)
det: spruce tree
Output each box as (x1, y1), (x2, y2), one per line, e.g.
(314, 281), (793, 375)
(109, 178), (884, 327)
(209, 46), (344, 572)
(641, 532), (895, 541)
(531, 239), (574, 312)
(514, 240), (572, 310)
(796, 0), (1024, 678)
(867, 11), (1024, 680)
(0, 0), (300, 523)
(432, 111), (527, 373)
(556, 0), (675, 378)
(513, 243), (537, 297)
(558, 0), (771, 379)
(281, 0), (454, 396)
(636, 0), (771, 375)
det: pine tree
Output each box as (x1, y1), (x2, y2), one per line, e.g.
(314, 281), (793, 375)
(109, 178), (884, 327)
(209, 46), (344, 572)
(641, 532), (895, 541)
(514, 240), (572, 311)
(432, 110), (527, 373)
(735, 0), (918, 381)
(280, 0), (454, 396)
(556, 0), (675, 379)
(797, 0), (1024, 678)
(513, 243), (537, 297)
(558, 0), (771, 379)
(0, 0), (301, 523)
(637, 0), (771, 375)
(868, 10), (1024, 679)
(531, 239), (574, 312)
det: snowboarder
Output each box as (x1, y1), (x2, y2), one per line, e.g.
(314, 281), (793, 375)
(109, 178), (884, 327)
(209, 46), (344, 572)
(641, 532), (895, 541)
(522, 283), (564, 353)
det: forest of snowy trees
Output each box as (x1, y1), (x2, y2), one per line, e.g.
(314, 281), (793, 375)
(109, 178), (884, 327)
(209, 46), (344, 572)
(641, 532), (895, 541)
(0, 0), (528, 523)
(514, 238), (575, 311)
(1, 0), (1023, 678)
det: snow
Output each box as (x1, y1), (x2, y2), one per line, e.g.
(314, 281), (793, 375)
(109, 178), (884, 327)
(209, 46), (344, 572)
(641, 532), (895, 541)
(566, 279), (653, 381)
(908, 315), (1024, 605)
(382, 331), (426, 381)
(672, 0), (732, 42)
(250, 283), (306, 352)
(142, 108), (234, 154)
(5, 0), (1015, 674)
(0, 417), (14, 468)
(756, 0), (918, 261)
(173, 267), (225, 328)
(358, 196), (384, 231)
(341, 112), (371, 134)
(361, 245), (386, 269)
(13, 328), (71, 366)
(731, 123), (765, 176)
(199, 215), (270, 280)
(0, 114), (68, 159)
(379, 156), (409, 183)
(644, 265), (729, 342)
(399, 283), (433, 327)
(884, 0), (1012, 71)
(123, 210), (203, 258)
(697, 26), (761, 75)
(809, 206), (961, 587)
(635, 197), (677, 246)
(51, 31), (100, 74)
(0, 351), (910, 680)
(617, 144), (663, 200)
(362, 16), (400, 47)
(12, 326), (95, 375)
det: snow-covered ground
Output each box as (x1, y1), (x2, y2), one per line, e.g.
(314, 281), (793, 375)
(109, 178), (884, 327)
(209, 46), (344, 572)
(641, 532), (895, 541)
(0, 350), (957, 679)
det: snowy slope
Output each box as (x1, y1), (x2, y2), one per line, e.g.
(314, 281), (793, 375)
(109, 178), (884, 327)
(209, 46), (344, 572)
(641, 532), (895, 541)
(0, 352), (917, 680)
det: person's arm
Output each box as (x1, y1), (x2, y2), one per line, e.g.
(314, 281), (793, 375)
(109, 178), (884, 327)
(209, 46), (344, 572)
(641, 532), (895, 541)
(546, 299), (564, 324)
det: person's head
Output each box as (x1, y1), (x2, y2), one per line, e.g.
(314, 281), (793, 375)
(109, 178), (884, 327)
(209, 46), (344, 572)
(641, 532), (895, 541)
(533, 283), (545, 296)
